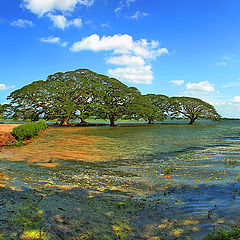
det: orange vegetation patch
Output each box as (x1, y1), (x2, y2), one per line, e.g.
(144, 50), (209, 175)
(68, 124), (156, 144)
(0, 124), (19, 147)
(0, 127), (114, 164)
(0, 172), (9, 187)
(0, 124), (20, 133)
(0, 133), (16, 147)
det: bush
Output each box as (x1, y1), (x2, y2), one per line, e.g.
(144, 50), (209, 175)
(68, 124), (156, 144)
(11, 121), (48, 141)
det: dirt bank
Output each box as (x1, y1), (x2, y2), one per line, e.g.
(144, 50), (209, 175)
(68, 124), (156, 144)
(0, 124), (20, 133)
(0, 124), (19, 148)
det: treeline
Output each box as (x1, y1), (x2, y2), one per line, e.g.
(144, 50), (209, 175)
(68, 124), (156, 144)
(0, 69), (220, 126)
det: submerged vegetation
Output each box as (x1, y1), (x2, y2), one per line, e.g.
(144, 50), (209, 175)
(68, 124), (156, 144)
(1, 68), (220, 126)
(203, 226), (240, 240)
(0, 121), (240, 239)
(11, 120), (48, 141)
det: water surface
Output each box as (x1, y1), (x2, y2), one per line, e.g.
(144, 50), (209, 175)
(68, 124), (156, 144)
(1, 120), (240, 239)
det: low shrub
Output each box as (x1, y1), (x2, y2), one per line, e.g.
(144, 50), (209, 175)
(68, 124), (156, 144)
(11, 121), (48, 141)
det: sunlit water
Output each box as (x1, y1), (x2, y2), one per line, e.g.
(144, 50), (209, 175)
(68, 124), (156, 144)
(1, 120), (240, 239)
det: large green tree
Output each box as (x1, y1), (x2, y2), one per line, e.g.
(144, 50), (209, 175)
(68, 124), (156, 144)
(7, 69), (102, 125)
(7, 69), (143, 126)
(43, 69), (99, 125)
(7, 80), (47, 121)
(141, 94), (169, 124)
(93, 76), (142, 126)
(169, 96), (221, 124)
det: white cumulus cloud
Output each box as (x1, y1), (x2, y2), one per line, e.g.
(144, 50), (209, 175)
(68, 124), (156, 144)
(40, 36), (67, 47)
(108, 55), (151, 84)
(70, 34), (168, 59)
(231, 96), (240, 103)
(186, 81), (215, 93)
(22, 0), (94, 16)
(0, 84), (15, 90)
(10, 19), (34, 28)
(48, 14), (82, 30)
(70, 34), (168, 84)
(107, 55), (145, 66)
(170, 80), (184, 86)
(108, 65), (153, 84)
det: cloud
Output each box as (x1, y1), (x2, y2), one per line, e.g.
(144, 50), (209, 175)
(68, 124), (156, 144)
(223, 81), (240, 88)
(107, 55), (145, 66)
(129, 11), (149, 20)
(101, 23), (110, 28)
(70, 34), (168, 59)
(216, 54), (232, 67)
(70, 34), (168, 84)
(107, 55), (151, 84)
(108, 65), (153, 84)
(114, 0), (148, 19)
(223, 55), (231, 60)
(126, 0), (136, 6)
(231, 96), (240, 103)
(170, 80), (184, 86)
(10, 19), (34, 28)
(114, 2), (124, 17)
(186, 81), (215, 94)
(40, 36), (67, 47)
(216, 61), (227, 67)
(22, 0), (94, 16)
(0, 84), (15, 90)
(48, 14), (82, 30)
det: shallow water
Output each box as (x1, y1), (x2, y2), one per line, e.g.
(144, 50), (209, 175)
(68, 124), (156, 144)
(1, 120), (240, 239)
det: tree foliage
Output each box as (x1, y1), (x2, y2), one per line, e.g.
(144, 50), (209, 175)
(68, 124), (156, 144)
(7, 70), (102, 125)
(0, 104), (8, 119)
(142, 94), (169, 124)
(7, 69), (143, 126)
(169, 97), (221, 124)
(6, 69), (221, 126)
(93, 76), (142, 126)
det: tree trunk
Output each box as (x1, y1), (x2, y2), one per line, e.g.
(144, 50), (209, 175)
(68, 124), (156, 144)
(80, 118), (87, 123)
(148, 118), (154, 124)
(110, 116), (115, 127)
(189, 116), (197, 125)
(60, 116), (70, 126)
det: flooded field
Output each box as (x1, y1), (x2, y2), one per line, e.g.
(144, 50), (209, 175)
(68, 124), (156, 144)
(0, 120), (240, 239)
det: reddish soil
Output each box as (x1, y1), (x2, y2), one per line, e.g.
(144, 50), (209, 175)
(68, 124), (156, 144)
(0, 124), (19, 148)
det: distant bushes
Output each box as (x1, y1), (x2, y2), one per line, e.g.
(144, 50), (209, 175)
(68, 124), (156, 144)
(11, 121), (48, 141)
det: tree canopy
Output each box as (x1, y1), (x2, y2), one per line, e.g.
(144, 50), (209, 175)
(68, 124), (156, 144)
(92, 75), (142, 126)
(7, 69), (143, 126)
(142, 94), (169, 124)
(5, 69), (221, 126)
(169, 97), (221, 124)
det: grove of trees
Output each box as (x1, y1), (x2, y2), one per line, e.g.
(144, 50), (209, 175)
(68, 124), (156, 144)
(1, 69), (221, 126)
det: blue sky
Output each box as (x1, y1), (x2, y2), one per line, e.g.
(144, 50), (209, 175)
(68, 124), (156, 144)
(0, 0), (240, 117)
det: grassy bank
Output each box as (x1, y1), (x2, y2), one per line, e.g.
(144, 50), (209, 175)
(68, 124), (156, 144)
(11, 121), (48, 141)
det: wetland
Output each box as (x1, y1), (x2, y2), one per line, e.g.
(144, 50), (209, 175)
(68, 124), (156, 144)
(0, 120), (240, 239)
